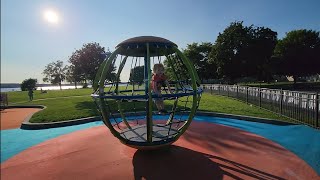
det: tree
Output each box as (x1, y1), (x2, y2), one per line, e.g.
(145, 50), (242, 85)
(273, 29), (320, 83)
(42, 60), (68, 90)
(65, 65), (82, 89)
(244, 27), (277, 82)
(129, 66), (144, 85)
(69, 43), (115, 83)
(21, 78), (37, 91)
(209, 21), (251, 82)
(163, 54), (190, 82)
(209, 21), (277, 83)
(184, 42), (217, 82)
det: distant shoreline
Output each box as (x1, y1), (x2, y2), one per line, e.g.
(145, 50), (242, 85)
(1, 85), (88, 92)
(0, 83), (86, 88)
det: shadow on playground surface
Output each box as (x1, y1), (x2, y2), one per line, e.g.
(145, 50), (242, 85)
(1, 114), (319, 179)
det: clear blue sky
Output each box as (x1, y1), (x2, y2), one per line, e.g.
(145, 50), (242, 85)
(1, 0), (320, 83)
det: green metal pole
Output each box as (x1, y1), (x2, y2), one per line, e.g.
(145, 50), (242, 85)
(99, 98), (128, 144)
(165, 55), (179, 125)
(97, 47), (121, 91)
(145, 43), (153, 142)
(92, 47), (128, 144)
(93, 60), (107, 91)
(172, 47), (199, 136)
(114, 56), (131, 129)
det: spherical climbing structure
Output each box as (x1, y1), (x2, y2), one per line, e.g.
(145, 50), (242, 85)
(91, 36), (202, 150)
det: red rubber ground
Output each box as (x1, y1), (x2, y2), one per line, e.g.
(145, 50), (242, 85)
(0, 108), (41, 130)
(1, 121), (318, 180)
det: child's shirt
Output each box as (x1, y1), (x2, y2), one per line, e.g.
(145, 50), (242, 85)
(151, 74), (167, 92)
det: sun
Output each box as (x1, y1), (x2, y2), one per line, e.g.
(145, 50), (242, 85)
(43, 10), (59, 24)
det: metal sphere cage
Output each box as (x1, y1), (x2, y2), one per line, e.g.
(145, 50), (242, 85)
(91, 36), (202, 150)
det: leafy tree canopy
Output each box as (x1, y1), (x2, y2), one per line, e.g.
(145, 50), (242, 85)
(69, 42), (114, 82)
(273, 29), (320, 82)
(209, 21), (251, 81)
(21, 78), (37, 91)
(163, 54), (190, 82)
(209, 21), (277, 83)
(244, 26), (277, 82)
(129, 66), (144, 85)
(184, 42), (217, 82)
(65, 65), (82, 89)
(42, 60), (67, 90)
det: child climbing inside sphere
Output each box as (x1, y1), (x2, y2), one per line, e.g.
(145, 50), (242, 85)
(151, 63), (173, 114)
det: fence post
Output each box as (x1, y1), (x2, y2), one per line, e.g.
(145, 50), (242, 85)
(258, 88), (261, 108)
(246, 86), (249, 104)
(315, 92), (319, 128)
(280, 89), (283, 114)
(236, 85), (239, 98)
(227, 85), (229, 97)
(210, 85), (213, 95)
(218, 84), (220, 95)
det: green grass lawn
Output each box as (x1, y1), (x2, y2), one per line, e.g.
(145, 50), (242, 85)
(7, 86), (139, 104)
(24, 96), (99, 123)
(7, 88), (94, 104)
(198, 94), (289, 120)
(9, 88), (290, 123)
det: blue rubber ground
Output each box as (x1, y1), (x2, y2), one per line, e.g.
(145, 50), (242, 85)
(1, 115), (319, 175)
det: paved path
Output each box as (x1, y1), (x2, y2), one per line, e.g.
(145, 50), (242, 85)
(0, 108), (41, 130)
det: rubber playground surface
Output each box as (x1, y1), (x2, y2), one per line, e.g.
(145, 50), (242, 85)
(1, 109), (320, 179)
(0, 108), (41, 130)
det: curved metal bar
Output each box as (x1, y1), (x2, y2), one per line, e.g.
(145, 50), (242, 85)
(172, 47), (201, 137)
(165, 54), (180, 125)
(91, 90), (202, 100)
(117, 100), (131, 129)
(114, 89), (145, 94)
(94, 48), (133, 144)
(92, 38), (202, 149)
(102, 87), (194, 94)
(114, 56), (132, 130)
(93, 60), (107, 91)
(99, 47), (121, 91)
(98, 98), (130, 144)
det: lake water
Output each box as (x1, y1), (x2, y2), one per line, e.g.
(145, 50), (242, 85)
(1, 85), (86, 92)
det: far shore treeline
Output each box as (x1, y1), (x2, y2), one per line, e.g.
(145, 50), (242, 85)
(19, 21), (320, 91)
(0, 83), (86, 89)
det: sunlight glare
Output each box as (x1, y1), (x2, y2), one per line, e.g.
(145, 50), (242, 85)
(44, 10), (59, 24)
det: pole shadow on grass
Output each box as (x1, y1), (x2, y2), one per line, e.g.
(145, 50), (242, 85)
(132, 145), (284, 180)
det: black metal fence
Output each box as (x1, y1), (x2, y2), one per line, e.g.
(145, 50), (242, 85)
(202, 84), (320, 128)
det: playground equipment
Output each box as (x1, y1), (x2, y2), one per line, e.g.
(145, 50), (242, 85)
(91, 36), (202, 149)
